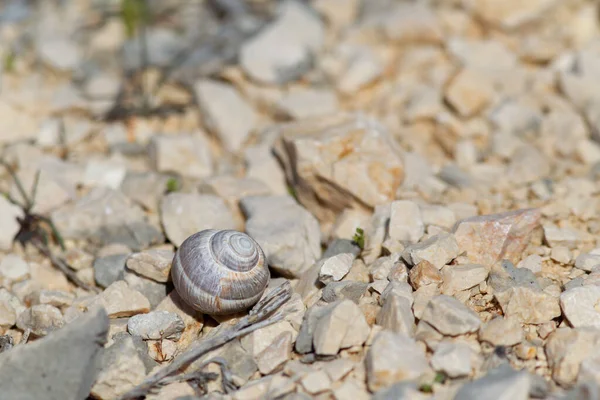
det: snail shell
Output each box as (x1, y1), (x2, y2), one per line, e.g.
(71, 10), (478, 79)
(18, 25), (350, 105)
(171, 229), (270, 315)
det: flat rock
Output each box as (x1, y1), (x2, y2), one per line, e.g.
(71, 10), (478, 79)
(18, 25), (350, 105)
(402, 232), (460, 269)
(0, 307), (108, 400)
(389, 200), (424, 243)
(440, 264), (489, 295)
(575, 253), (600, 272)
(454, 364), (531, 400)
(241, 195), (321, 278)
(372, 2), (442, 43)
(128, 310), (185, 340)
(376, 294), (415, 336)
(431, 341), (473, 378)
(479, 316), (523, 346)
(195, 79), (258, 152)
(91, 281), (150, 318)
(120, 172), (169, 213)
(408, 261), (443, 290)
(160, 193), (236, 247)
(312, 300), (370, 355)
(148, 133), (213, 179)
(445, 68), (495, 117)
(274, 113), (404, 225)
(94, 253), (130, 288)
(256, 331), (293, 374)
(546, 327), (600, 387)
(421, 295), (481, 336)
(16, 304), (64, 337)
(240, 0), (324, 84)
(0, 196), (23, 251)
(560, 286), (600, 328)
(155, 291), (204, 353)
(452, 208), (541, 266)
(91, 334), (148, 399)
(366, 330), (429, 392)
(275, 88), (339, 119)
(126, 249), (174, 283)
(0, 254), (30, 283)
(466, 0), (559, 30)
(51, 187), (163, 251)
(319, 253), (355, 284)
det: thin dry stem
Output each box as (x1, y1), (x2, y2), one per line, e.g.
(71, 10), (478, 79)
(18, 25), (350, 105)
(117, 281), (292, 400)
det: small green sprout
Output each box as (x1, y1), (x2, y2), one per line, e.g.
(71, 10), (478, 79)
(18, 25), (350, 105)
(3, 50), (16, 73)
(120, 0), (150, 39)
(419, 372), (446, 393)
(287, 185), (298, 200)
(352, 227), (365, 250)
(165, 177), (180, 193)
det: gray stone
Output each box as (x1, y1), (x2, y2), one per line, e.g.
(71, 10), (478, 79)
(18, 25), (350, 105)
(51, 187), (163, 251)
(322, 281), (368, 304)
(148, 133), (213, 179)
(38, 36), (81, 71)
(376, 294), (415, 336)
(128, 311), (184, 340)
(479, 317), (523, 346)
(575, 253), (600, 272)
(295, 304), (332, 354)
(122, 28), (185, 70)
(93, 253), (130, 288)
(441, 264), (489, 295)
(421, 295), (481, 336)
(275, 88), (339, 119)
(195, 79), (258, 152)
(0, 254), (30, 283)
(123, 271), (168, 309)
(120, 172), (169, 213)
(240, 0), (324, 84)
(0, 307), (108, 400)
(389, 200), (424, 243)
(431, 341), (473, 378)
(454, 364), (531, 400)
(312, 300), (370, 355)
(160, 193), (236, 247)
(241, 196), (321, 278)
(322, 239), (362, 259)
(319, 253), (354, 284)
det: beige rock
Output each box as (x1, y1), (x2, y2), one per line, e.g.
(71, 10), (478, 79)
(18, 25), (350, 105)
(313, 300), (370, 355)
(379, 2), (443, 43)
(517, 254), (543, 274)
(543, 224), (582, 249)
(431, 341), (473, 378)
(256, 331), (293, 374)
(274, 113), (404, 225)
(148, 133), (212, 179)
(494, 285), (560, 324)
(363, 204), (391, 264)
(377, 294), (415, 336)
(26, 290), (75, 308)
(0, 196), (25, 251)
(16, 304), (64, 336)
(276, 88), (339, 120)
(421, 295), (481, 336)
(479, 316), (523, 346)
(126, 249), (173, 283)
(466, 0), (559, 30)
(440, 264), (489, 295)
(412, 284), (441, 320)
(195, 79), (258, 152)
(319, 253), (355, 284)
(546, 327), (600, 387)
(575, 253), (600, 272)
(333, 379), (370, 400)
(560, 286), (600, 329)
(453, 208), (541, 266)
(330, 208), (371, 241)
(402, 233), (460, 269)
(147, 338), (177, 362)
(445, 68), (495, 117)
(366, 331), (429, 392)
(232, 374), (295, 400)
(0, 298), (16, 328)
(241, 320), (297, 358)
(91, 336), (147, 399)
(0, 254), (30, 283)
(301, 370), (331, 395)
(389, 200), (424, 243)
(90, 281), (150, 318)
(409, 261), (442, 290)
(550, 246), (572, 265)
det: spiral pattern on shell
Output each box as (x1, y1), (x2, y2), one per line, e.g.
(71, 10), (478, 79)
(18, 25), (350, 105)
(171, 229), (270, 315)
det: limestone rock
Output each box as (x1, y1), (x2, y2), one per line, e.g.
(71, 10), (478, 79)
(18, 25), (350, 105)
(241, 196), (321, 278)
(389, 200), (424, 243)
(421, 295), (481, 336)
(195, 79), (258, 152)
(479, 317), (523, 346)
(16, 305), (64, 337)
(402, 233), (460, 269)
(160, 193), (236, 247)
(0, 196), (24, 251)
(0, 307), (108, 400)
(319, 253), (355, 284)
(127, 311), (185, 340)
(126, 249), (174, 283)
(376, 294), (415, 336)
(274, 113), (404, 225)
(466, 0), (559, 30)
(440, 264), (489, 295)
(454, 364), (531, 400)
(545, 327), (600, 387)
(91, 281), (150, 318)
(453, 208), (541, 266)
(408, 261), (443, 290)
(431, 341), (473, 378)
(366, 331), (429, 392)
(560, 286), (600, 328)
(312, 300), (370, 355)
(148, 133), (213, 179)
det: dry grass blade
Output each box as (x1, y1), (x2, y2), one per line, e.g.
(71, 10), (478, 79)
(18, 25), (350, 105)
(117, 281), (293, 400)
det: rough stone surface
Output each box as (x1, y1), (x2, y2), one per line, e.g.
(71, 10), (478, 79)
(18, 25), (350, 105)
(161, 193), (236, 247)
(148, 133), (213, 179)
(312, 300), (370, 355)
(389, 200), (424, 243)
(454, 364), (531, 400)
(440, 264), (489, 295)
(16, 304), (65, 337)
(0, 307), (108, 400)
(421, 295), (481, 336)
(431, 341), (473, 378)
(366, 331), (429, 392)
(242, 195), (321, 278)
(560, 286), (600, 328)
(274, 113), (404, 225)
(319, 253), (355, 284)
(90, 281), (151, 318)
(127, 310), (185, 340)
(479, 316), (523, 346)
(453, 208), (542, 266)
(402, 233), (460, 269)
(0, 196), (24, 251)
(126, 249), (174, 283)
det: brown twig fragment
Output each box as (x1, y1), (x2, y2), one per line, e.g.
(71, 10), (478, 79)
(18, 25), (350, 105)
(117, 281), (293, 400)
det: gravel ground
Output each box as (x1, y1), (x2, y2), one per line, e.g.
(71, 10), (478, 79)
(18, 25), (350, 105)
(1, 0), (600, 399)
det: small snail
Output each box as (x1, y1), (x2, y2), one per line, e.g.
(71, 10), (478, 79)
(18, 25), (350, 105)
(171, 229), (270, 315)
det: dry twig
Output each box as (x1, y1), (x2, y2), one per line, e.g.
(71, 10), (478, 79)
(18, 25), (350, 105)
(117, 281), (293, 399)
